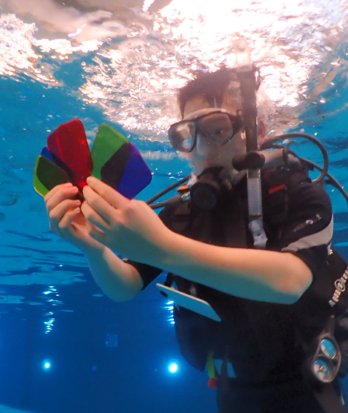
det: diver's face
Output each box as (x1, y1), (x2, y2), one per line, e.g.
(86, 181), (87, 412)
(182, 95), (246, 174)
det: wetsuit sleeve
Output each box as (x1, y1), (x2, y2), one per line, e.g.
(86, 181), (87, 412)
(276, 180), (333, 279)
(126, 260), (163, 290)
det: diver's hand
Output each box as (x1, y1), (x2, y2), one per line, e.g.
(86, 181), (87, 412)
(82, 177), (172, 264)
(44, 182), (103, 252)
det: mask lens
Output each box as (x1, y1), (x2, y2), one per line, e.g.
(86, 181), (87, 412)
(312, 357), (334, 383)
(168, 122), (195, 152)
(320, 337), (338, 359)
(198, 113), (234, 144)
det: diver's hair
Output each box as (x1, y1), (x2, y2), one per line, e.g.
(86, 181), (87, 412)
(177, 66), (240, 117)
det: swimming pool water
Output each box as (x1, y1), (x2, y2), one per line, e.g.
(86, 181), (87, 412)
(0, 2), (348, 412)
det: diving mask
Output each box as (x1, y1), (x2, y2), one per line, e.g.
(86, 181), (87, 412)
(168, 110), (243, 153)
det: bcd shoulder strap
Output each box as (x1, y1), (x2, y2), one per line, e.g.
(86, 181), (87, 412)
(261, 163), (310, 226)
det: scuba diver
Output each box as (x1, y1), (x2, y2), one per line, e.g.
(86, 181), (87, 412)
(44, 66), (348, 412)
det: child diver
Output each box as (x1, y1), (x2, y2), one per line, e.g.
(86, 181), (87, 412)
(45, 66), (348, 413)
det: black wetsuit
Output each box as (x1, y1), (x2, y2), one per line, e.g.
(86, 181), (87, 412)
(132, 166), (342, 413)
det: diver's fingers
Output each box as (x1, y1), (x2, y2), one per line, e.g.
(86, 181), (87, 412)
(87, 226), (108, 245)
(48, 199), (81, 233)
(57, 207), (81, 235)
(86, 176), (129, 209)
(83, 185), (121, 225)
(45, 183), (79, 211)
(81, 201), (111, 232)
(44, 182), (74, 202)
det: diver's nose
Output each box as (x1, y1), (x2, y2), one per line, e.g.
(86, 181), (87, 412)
(195, 133), (217, 156)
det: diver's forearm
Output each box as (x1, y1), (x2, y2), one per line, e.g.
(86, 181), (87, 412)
(85, 246), (143, 302)
(156, 231), (312, 304)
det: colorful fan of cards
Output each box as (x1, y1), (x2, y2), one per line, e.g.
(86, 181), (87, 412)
(33, 119), (152, 199)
